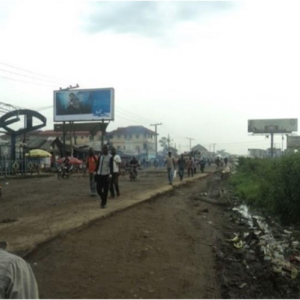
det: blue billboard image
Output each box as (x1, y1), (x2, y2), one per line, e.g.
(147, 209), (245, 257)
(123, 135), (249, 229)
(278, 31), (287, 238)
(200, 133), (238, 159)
(54, 88), (114, 122)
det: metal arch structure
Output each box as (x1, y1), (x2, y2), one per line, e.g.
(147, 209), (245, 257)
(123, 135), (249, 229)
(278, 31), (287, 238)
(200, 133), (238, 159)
(0, 107), (47, 160)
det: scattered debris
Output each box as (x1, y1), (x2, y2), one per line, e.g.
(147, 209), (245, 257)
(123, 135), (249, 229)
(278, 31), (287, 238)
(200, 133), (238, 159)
(0, 218), (18, 223)
(194, 195), (228, 207)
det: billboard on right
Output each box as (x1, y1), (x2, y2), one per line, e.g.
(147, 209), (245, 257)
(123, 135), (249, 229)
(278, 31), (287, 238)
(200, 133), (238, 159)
(248, 119), (298, 134)
(287, 136), (300, 148)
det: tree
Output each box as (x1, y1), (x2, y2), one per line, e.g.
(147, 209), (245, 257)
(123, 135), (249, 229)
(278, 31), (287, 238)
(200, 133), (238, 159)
(216, 149), (230, 157)
(159, 137), (168, 149)
(159, 137), (178, 156)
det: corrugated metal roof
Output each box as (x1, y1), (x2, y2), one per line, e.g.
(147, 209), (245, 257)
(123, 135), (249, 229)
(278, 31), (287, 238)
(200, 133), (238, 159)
(27, 138), (46, 149)
(107, 126), (157, 136)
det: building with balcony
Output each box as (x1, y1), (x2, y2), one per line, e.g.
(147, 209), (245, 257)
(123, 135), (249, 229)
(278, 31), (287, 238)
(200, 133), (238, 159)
(107, 126), (157, 158)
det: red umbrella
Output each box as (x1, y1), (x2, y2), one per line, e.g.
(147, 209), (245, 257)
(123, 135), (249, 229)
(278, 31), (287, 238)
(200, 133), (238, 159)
(57, 156), (83, 165)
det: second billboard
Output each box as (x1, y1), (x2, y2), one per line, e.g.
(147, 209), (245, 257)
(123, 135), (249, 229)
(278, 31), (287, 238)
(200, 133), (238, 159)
(248, 119), (298, 134)
(54, 88), (114, 122)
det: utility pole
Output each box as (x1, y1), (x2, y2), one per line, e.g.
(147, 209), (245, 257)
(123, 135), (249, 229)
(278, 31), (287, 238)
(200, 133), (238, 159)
(167, 134), (170, 150)
(150, 123), (162, 159)
(212, 143), (217, 158)
(186, 137), (194, 152)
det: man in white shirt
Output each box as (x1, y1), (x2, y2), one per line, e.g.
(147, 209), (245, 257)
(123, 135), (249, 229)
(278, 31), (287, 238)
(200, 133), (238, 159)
(94, 145), (113, 208)
(0, 242), (39, 299)
(110, 147), (122, 198)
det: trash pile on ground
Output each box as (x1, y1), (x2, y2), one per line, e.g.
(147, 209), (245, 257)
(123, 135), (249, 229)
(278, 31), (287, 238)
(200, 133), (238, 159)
(203, 167), (300, 298)
(229, 203), (300, 280)
(215, 196), (300, 299)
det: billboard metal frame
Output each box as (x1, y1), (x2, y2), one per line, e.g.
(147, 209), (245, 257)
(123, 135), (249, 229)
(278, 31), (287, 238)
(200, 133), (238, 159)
(248, 118), (298, 157)
(287, 135), (300, 148)
(53, 87), (115, 122)
(248, 118), (298, 134)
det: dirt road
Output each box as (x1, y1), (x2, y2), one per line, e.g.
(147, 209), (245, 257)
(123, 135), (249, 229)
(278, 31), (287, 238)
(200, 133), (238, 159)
(27, 178), (225, 299)
(0, 167), (213, 253)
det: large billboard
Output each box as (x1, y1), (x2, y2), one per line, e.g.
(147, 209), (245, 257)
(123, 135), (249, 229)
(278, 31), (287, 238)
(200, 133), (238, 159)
(54, 88), (114, 122)
(248, 119), (298, 134)
(287, 136), (300, 148)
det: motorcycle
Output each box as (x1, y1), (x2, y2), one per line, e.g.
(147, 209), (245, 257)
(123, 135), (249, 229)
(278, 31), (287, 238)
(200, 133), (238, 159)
(129, 165), (138, 181)
(57, 165), (73, 179)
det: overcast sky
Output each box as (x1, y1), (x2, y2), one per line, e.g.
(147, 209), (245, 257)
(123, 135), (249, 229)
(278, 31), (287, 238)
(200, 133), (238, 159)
(0, 1), (300, 154)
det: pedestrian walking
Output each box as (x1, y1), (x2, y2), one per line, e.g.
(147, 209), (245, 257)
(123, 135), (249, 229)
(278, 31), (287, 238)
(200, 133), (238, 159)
(224, 157), (228, 167)
(86, 148), (98, 196)
(215, 157), (221, 169)
(200, 157), (206, 173)
(193, 159), (197, 174)
(110, 147), (122, 198)
(166, 151), (175, 185)
(94, 145), (113, 209)
(177, 154), (186, 181)
(187, 157), (194, 177)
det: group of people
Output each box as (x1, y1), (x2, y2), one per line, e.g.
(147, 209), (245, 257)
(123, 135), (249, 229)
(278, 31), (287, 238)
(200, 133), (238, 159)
(64, 146), (228, 207)
(215, 156), (229, 168)
(165, 152), (208, 185)
(86, 145), (122, 208)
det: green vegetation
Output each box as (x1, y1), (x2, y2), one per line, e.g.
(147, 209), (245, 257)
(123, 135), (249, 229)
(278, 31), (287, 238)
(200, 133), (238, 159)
(230, 154), (300, 224)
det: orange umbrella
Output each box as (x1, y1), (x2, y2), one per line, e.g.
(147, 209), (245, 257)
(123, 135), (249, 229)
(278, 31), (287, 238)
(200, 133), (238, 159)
(57, 157), (83, 165)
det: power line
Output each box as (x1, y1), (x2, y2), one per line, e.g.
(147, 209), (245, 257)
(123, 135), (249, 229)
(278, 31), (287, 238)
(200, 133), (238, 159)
(0, 75), (57, 88)
(0, 68), (68, 86)
(116, 106), (184, 141)
(118, 106), (158, 124)
(0, 62), (71, 84)
(115, 109), (151, 124)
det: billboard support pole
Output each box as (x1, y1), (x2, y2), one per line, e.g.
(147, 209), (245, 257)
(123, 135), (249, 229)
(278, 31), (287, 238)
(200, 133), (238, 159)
(63, 121), (66, 157)
(101, 119), (105, 149)
(271, 132), (274, 157)
(69, 121), (73, 157)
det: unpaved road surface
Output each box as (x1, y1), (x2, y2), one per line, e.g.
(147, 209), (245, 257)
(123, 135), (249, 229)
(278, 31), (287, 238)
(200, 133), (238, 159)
(0, 167), (214, 253)
(27, 178), (225, 299)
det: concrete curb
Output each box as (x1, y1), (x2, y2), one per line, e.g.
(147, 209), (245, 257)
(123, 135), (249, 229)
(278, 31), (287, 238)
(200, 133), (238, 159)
(20, 173), (211, 258)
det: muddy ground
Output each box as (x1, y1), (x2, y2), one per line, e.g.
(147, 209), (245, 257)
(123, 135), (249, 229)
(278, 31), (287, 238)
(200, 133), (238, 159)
(27, 178), (225, 299)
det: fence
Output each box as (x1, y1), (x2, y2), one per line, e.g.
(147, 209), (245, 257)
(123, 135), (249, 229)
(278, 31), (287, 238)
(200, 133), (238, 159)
(0, 158), (50, 177)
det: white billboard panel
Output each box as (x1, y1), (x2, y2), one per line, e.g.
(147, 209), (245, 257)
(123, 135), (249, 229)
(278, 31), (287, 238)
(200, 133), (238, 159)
(54, 88), (114, 122)
(287, 136), (300, 148)
(248, 119), (298, 134)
